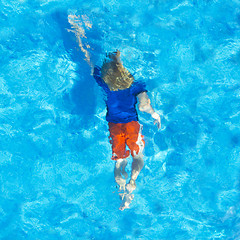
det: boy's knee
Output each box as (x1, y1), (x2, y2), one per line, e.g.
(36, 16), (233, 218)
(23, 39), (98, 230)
(132, 147), (144, 159)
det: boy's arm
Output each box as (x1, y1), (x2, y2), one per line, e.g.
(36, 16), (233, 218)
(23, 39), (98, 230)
(137, 92), (161, 129)
(68, 14), (94, 74)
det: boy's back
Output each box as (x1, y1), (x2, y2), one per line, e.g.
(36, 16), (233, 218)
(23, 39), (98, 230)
(93, 66), (147, 123)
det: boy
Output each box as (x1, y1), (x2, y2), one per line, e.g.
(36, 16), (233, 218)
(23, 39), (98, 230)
(68, 15), (161, 210)
(93, 51), (161, 210)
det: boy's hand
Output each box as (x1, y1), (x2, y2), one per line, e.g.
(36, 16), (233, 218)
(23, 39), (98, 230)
(151, 112), (161, 129)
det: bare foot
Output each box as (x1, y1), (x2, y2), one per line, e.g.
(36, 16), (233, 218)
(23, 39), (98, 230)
(119, 193), (134, 211)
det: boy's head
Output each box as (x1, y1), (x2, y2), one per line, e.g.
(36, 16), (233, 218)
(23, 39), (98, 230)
(101, 50), (134, 91)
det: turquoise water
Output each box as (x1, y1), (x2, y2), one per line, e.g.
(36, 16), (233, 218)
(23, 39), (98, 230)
(1, 0), (240, 239)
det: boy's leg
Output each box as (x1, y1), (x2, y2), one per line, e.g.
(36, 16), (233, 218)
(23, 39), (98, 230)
(120, 152), (144, 210)
(114, 158), (128, 191)
(108, 122), (130, 191)
(126, 152), (144, 193)
(125, 121), (145, 193)
(131, 152), (144, 181)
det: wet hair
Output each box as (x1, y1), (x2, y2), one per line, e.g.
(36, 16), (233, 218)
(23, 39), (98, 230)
(101, 51), (134, 91)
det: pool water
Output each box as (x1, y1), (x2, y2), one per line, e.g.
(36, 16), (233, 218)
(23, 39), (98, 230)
(1, 0), (240, 239)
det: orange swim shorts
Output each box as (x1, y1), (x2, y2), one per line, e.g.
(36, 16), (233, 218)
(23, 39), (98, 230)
(108, 121), (145, 160)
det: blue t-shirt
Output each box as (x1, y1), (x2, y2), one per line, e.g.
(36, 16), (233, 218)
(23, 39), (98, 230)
(93, 66), (147, 123)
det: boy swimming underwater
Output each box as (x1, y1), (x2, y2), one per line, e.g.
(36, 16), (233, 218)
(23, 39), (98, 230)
(93, 51), (160, 210)
(68, 15), (161, 210)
